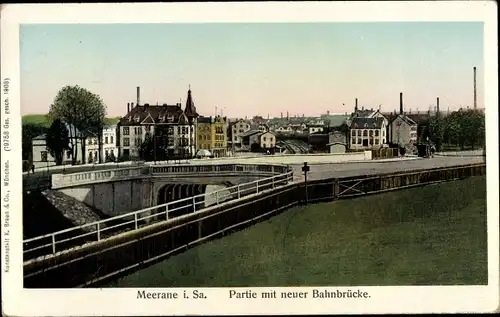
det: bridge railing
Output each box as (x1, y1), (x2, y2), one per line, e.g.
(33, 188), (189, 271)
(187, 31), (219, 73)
(23, 167), (294, 260)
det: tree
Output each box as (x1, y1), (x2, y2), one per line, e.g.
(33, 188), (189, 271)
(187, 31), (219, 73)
(49, 85), (107, 164)
(427, 116), (443, 151)
(107, 151), (116, 162)
(139, 132), (155, 161)
(46, 119), (70, 165)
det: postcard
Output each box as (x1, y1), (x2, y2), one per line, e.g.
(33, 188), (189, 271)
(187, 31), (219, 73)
(1, 1), (498, 316)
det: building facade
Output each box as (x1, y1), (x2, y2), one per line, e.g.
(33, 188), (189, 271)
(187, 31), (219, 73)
(327, 131), (347, 154)
(117, 88), (199, 160)
(229, 119), (251, 151)
(196, 115), (228, 157)
(241, 130), (276, 152)
(389, 115), (418, 146)
(102, 124), (118, 161)
(349, 117), (387, 150)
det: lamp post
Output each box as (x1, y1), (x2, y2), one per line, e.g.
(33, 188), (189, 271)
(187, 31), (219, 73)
(302, 162), (310, 204)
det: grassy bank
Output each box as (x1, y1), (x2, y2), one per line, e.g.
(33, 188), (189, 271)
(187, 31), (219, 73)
(109, 176), (487, 287)
(22, 114), (121, 127)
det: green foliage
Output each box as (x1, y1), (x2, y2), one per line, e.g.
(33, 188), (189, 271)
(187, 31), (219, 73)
(22, 114), (51, 128)
(139, 133), (155, 161)
(23, 114), (119, 128)
(49, 85), (107, 163)
(437, 108), (485, 150)
(46, 119), (70, 165)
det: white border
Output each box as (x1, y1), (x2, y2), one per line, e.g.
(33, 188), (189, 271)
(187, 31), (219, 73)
(1, 1), (498, 315)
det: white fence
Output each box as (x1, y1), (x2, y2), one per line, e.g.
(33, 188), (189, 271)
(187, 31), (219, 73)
(23, 167), (293, 260)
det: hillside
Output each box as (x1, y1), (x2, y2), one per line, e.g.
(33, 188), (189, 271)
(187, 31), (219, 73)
(22, 114), (121, 127)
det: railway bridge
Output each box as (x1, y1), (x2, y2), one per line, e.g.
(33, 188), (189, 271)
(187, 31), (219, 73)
(22, 154), (486, 288)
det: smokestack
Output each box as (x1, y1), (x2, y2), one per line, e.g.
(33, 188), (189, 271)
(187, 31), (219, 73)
(355, 98), (358, 111)
(127, 102), (130, 113)
(281, 112), (283, 119)
(399, 92), (403, 115)
(473, 66), (477, 109)
(436, 97), (440, 118)
(136, 86), (140, 106)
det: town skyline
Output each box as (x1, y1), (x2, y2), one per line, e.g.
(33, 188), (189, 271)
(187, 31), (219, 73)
(21, 22), (484, 118)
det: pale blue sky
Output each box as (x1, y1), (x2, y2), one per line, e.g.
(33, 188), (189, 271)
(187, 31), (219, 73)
(20, 22), (484, 118)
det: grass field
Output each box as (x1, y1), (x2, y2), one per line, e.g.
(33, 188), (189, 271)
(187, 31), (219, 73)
(22, 114), (121, 127)
(108, 176), (487, 287)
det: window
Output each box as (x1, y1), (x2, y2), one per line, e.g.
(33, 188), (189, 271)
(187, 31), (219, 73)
(123, 127), (130, 135)
(375, 139), (379, 145)
(351, 130), (356, 136)
(263, 137), (267, 141)
(110, 136), (114, 144)
(363, 130), (368, 137)
(123, 138), (130, 146)
(357, 138), (362, 145)
(270, 137), (274, 142)
(104, 136), (108, 144)
(66, 150), (71, 159)
(105, 150), (109, 158)
(369, 130), (373, 136)
(177, 127), (181, 134)
(369, 138), (374, 145)
(375, 130), (379, 137)
(41, 151), (48, 162)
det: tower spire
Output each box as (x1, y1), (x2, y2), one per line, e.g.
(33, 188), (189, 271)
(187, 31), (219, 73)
(184, 86), (198, 121)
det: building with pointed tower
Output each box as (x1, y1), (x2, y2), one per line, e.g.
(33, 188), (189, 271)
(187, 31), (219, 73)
(117, 86), (199, 160)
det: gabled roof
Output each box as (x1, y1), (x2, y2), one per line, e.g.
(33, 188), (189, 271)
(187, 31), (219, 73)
(141, 113), (156, 124)
(390, 114), (417, 126)
(33, 134), (47, 140)
(350, 117), (385, 129)
(119, 104), (186, 126)
(240, 129), (261, 138)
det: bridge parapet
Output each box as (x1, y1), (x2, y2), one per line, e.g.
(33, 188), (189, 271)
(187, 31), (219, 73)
(51, 166), (150, 189)
(51, 163), (292, 189)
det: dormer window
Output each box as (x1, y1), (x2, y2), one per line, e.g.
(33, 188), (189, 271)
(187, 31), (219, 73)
(167, 116), (174, 123)
(134, 115), (140, 123)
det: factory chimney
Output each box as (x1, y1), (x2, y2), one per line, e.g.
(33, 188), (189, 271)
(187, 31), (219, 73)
(127, 102), (130, 113)
(436, 97), (440, 118)
(136, 86), (141, 106)
(399, 92), (404, 115)
(473, 66), (477, 109)
(355, 98), (358, 112)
